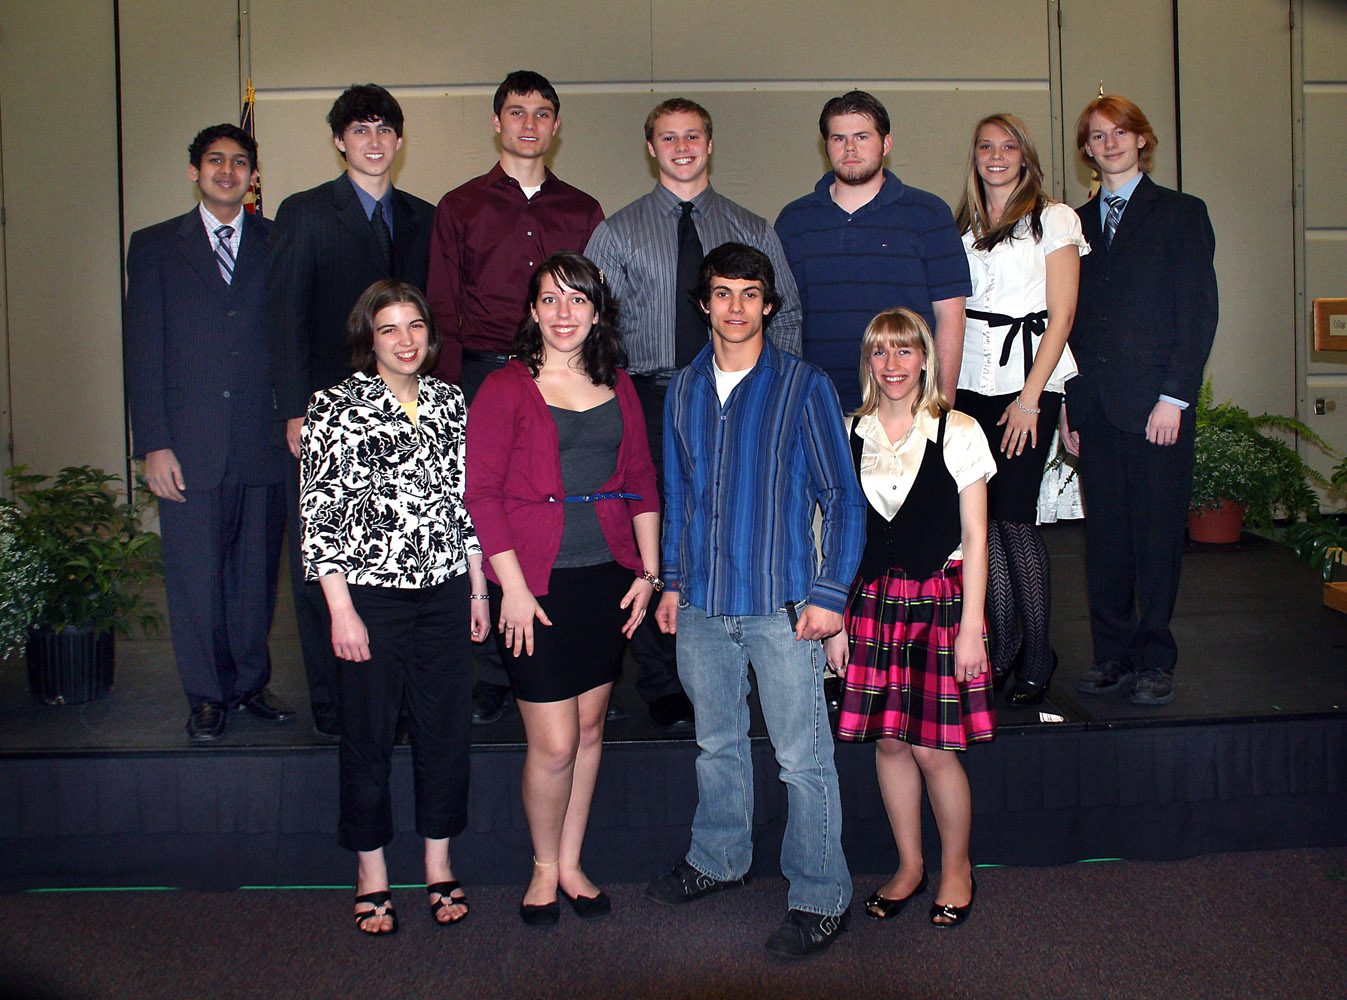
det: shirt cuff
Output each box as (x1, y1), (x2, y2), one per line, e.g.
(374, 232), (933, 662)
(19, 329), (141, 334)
(1158, 394), (1188, 409)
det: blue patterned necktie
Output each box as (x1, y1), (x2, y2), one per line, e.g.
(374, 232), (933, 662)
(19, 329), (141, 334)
(214, 225), (235, 284)
(1104, 195), (1126, 248)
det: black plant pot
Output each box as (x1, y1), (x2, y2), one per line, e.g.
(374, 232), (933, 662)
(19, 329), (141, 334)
(26, 625), (115, 705)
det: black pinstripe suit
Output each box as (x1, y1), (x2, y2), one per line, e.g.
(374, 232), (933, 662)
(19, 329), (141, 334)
(124, 207), (287, 707)
(267, 174), (433, 715)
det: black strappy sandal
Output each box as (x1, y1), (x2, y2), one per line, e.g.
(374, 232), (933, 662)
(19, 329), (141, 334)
(354, 890), (398, 935)
(427, 880), (469, 926)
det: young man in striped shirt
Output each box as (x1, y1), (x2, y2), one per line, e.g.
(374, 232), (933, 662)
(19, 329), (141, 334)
(647, 243), (864, 958)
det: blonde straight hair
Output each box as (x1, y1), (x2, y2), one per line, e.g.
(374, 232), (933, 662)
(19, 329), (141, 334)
(954, 112), (1048, 252)
(854, 308), (947, 419)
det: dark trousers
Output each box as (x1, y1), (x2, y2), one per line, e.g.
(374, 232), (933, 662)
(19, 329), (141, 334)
(159, 475), (283, 707)
(286, 462), (339, 711)
(460, 353), (512, 689)
(337, 575), (473, 852)
(629, 374), (684, 703)
(1077, 415), (1195, 676)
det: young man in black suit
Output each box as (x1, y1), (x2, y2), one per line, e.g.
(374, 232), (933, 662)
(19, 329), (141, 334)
(125, 124), (291, 742)
(269, 84), (435, 737)
(1061, 95), (1218, 707)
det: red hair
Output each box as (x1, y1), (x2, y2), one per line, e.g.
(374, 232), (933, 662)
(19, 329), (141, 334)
(1075, 95), (1157, 174)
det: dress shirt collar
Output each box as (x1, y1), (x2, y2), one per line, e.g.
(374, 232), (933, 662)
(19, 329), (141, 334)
(650, 181), (716, 217)
(348, 175), (395, 235)
(689, 335), (784, 384)
(1097, 171), (1144, 224)
(485, 161), (557, 194)
(855, 405), (940, 450)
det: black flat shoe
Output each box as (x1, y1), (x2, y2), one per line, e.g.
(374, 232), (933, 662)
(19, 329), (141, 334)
(561, 889), (612, 919)
(1006, 679), (1047, 706)
(186, 701), (227, 742)
(236, 687), (295, 722)
(864, 870), (928, 919)
(519, 899), (559, 927)
(929, 877), (976, 929)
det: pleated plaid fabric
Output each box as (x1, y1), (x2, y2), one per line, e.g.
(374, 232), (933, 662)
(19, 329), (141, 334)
(836, 561), (996, 750)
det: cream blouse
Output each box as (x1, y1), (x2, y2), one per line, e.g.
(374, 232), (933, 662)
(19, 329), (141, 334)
(959, 201), (1090, 397)
(853, 409), (996, 562)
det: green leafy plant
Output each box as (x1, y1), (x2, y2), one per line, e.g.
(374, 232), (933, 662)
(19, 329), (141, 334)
(6, 465), (162, 635)
(0, 502), (55, 656)
(1282, 455), (1347, 579)
(1191, 380), (1331, 530)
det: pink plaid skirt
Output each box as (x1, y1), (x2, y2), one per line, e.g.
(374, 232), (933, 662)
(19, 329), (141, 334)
(836, 561), (996, 750)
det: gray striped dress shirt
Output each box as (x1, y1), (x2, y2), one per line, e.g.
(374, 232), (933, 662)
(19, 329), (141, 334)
(584, 184), (802, 373)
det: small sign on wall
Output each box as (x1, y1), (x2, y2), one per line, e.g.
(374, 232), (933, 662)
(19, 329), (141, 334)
(1314, 298), (1347, 351)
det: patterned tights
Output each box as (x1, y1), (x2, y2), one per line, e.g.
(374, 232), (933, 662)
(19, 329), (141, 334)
(986, 520), (1053, 685)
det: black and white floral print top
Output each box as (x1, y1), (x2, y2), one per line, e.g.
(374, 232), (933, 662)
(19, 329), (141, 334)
(300, 372), (480, 588)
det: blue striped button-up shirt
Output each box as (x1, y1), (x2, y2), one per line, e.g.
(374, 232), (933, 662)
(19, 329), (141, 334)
(661, 339), (865, 617)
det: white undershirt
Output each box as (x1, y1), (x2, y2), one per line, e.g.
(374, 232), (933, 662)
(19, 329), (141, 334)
(712, 357), (751, 405)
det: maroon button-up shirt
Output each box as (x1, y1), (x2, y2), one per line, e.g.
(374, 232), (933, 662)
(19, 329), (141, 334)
(427, 164), (604, 384)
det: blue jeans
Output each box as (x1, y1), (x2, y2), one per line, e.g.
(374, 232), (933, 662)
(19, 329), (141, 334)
(676, 599), (851, 916)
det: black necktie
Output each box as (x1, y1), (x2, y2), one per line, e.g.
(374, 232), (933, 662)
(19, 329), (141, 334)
(673, 201), (704, 369)
(371, 202), (393, 274)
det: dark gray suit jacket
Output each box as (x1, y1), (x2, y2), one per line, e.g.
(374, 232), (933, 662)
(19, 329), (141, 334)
(124, 207), (286, 488)
(267, 175), (434, 419)
(1068, 174), (1219, 436)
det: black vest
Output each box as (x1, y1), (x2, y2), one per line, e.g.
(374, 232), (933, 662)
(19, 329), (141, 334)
(851, 412), (961, 584)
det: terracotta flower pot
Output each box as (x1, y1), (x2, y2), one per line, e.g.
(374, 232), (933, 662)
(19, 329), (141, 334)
(1188, 499), (1245, 545)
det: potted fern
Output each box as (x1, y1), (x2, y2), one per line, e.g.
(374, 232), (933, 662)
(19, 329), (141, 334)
(1190, 380), (1332, 544)
(7, 466), (162, 704)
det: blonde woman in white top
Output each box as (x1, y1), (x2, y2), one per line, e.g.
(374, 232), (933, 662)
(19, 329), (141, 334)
(954, 113), (1089, 706)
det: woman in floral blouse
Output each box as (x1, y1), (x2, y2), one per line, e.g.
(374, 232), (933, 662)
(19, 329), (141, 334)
(466, 252), (660, 926)
(301, 279), (489, 936)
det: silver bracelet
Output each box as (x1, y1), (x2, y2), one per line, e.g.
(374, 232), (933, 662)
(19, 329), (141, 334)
(469, 594), (489, 600)
(1014, 396), (1041, 415)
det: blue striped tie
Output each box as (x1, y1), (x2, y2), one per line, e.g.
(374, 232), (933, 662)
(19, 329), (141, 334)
(214, 225), (235, 284)
(1104, 196), (1126, 248)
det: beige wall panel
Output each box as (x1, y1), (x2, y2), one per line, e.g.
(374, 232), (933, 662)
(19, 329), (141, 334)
(0, 0), (124, 477)
(256, 87), (1052, 231)
(649, 0), (1048, 81)
(1180, 0), (1295, 418)
(1058, 0), (1177, 202)
(1303, 0), (1347, 78)
(118, 1), (241, 245)
(1303, 91), (1347, 228)
(247, 0), (652, 89)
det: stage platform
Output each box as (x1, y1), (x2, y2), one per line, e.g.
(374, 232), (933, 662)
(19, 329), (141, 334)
(2, 523), (1345, 890)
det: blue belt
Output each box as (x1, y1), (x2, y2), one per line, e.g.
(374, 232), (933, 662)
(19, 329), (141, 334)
(557, 492), (642, 502)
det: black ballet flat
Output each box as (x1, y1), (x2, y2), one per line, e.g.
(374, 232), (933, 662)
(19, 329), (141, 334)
(562, 889), (612, 920)
(929, 877), (976, 929)
(864, 870), (928, 920)
(519, 899), (560, 927)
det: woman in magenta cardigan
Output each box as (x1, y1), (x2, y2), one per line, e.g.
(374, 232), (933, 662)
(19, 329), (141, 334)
(465, 251), (660, 926)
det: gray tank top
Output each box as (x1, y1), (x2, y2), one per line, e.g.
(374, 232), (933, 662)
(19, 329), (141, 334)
(550, 396), (622, 568)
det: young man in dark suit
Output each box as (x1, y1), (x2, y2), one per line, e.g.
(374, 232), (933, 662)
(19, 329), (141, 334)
(269, 84), (435, 737)
(1061, 95), (1218, 707)
(125, 124), (291, 742)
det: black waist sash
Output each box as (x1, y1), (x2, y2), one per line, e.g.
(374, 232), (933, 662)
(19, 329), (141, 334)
(966, 308), (1049, 383)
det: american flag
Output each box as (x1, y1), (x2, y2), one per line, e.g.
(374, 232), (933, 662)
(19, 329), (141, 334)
(241, 78), (263, 216)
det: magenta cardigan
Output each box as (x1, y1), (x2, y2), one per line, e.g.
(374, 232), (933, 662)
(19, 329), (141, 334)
(464, 361), (660, 595)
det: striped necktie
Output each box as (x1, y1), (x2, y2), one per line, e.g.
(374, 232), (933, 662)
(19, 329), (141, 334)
(214, 224), (235, 284)
(1103, 195), (1126, 248)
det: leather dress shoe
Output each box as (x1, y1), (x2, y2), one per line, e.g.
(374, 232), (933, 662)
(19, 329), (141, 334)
(648, 691), (694, 731)
(237, 688), (295, 722)
(471, 682), (514, 725)
(187, 701), (227, 742)
(312, 703), (340, 741)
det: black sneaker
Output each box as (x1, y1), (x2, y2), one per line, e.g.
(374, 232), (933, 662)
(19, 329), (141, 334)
(645, 860), (745, 905)
(764, 908), (850, 958)
(1077, 660), (1135, 695)
(471, 682), (514, 725)
(1129, 670), (1175, 706)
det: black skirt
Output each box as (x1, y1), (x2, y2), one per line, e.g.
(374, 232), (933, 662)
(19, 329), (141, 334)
(489, 560), (630, 702)
(957, 390), (1062, 524)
